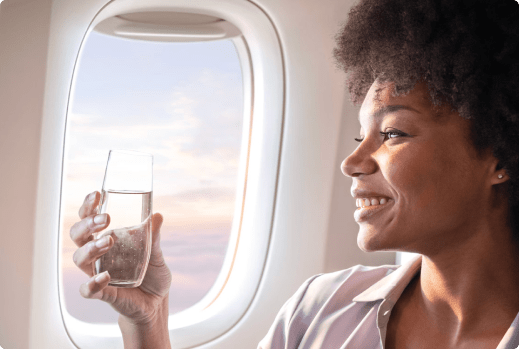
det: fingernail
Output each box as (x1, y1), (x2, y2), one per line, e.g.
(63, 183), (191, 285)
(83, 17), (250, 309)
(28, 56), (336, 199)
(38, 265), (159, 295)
(89, 192), (96, 202)
(94, 214), (107, 225)
(95, 236), (110, 248)
(95, 271), (109, 283)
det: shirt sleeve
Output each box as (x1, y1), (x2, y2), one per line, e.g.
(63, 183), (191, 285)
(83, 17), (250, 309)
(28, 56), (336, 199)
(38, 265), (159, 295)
(257, 274), (322, 349)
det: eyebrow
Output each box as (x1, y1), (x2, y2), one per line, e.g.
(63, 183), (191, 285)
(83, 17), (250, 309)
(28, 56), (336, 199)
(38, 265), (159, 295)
(358, 105), (421, 121)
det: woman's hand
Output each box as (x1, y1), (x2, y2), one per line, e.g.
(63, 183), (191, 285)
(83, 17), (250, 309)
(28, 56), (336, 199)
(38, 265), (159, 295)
(70, 191), (172, 326)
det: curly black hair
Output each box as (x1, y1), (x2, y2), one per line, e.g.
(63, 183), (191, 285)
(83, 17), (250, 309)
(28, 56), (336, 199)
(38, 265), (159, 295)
(334, 0), (519, 234)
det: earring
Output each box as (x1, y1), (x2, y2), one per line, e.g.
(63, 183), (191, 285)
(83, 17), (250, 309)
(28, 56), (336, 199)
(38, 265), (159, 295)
(498, 174), (504, 179)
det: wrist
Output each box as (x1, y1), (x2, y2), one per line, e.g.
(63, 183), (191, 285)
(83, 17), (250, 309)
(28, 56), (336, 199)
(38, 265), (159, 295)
(119, 296), (170, 349)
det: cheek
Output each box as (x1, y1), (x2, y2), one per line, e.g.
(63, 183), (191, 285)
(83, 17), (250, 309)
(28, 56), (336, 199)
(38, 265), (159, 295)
(379, 144), (445, 210)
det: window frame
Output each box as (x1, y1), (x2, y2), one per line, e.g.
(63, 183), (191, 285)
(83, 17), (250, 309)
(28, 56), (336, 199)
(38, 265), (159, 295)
(58, 0), (284, 348)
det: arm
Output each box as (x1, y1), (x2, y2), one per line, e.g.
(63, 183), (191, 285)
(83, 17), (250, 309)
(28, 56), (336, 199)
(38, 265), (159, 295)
(119, 295), (171, 349)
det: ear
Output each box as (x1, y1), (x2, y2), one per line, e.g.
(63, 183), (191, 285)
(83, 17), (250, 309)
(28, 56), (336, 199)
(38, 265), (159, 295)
(489, 159), (509, 185)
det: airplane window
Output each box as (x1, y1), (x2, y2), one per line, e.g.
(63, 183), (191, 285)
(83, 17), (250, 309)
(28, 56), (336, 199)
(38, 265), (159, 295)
(60, 30), (244, 323)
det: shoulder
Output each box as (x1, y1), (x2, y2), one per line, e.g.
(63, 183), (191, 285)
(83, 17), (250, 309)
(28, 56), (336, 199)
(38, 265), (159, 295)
(257, 263), (400, 349)
(296, 263), (400, 317)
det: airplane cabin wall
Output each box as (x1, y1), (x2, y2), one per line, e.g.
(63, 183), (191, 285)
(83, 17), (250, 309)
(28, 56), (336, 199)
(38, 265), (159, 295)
(197, 0), (396, 346)
(0, 1), (53, 348)
(0, 0), (395, 348)
(247, 0), (396, 274)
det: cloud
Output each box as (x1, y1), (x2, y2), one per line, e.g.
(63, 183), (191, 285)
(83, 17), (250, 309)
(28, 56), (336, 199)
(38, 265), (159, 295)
(61, 36), (245, 319)
(60, 188), (236, 270)
(63, 65), (245, 199)
(152, 189), (237, 229)
(154, 187), (235, 206)
(61, 225), (229, 320)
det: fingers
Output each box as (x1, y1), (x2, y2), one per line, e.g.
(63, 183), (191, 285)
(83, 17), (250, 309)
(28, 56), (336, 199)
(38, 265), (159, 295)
(73, 234), (114, 276)
(79, 271), (117, 303)
(70, 213), (110, 247)
(141, 213), (172, 297)
(79, 191), (100, 219)
(140, 260), (172, 298)
(151, 213), (163, 246)
(149, 213), (166, 267)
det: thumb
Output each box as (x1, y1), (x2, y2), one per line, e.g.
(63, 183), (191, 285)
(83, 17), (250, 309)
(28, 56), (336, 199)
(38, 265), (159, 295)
(148, 213), (165, 266)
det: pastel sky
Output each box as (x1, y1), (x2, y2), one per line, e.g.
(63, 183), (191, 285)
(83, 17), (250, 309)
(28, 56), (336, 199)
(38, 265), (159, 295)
(61, 31), (244, 323)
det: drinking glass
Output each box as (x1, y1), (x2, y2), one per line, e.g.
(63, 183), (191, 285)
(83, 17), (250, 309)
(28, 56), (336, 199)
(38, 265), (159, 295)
(94, 150), (153, 288)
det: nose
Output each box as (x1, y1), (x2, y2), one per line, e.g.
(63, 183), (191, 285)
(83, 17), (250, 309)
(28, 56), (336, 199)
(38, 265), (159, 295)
(341, 141), (377, 177)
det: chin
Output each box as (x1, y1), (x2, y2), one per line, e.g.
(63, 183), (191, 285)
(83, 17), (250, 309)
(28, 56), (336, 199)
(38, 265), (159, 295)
(357, 229), (381, 252)
(357, 226), (396, 252)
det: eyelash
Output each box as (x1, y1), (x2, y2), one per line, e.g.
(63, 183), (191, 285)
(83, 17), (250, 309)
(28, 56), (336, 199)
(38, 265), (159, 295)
(354, 129), (408, 143)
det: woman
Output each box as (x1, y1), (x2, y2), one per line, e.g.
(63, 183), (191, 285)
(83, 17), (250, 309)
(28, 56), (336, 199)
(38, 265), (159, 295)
(70, 0), (519, 347)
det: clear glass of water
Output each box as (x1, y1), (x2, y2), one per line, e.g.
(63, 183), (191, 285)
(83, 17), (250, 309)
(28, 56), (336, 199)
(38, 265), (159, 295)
(94, 150), (153, 288)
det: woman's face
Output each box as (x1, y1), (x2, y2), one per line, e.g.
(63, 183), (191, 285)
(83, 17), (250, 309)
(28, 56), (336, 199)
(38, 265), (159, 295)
(342, 80), (500, 255)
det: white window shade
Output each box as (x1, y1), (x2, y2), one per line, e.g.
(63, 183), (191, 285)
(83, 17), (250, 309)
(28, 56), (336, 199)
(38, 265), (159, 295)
(94, 11), (241, 42)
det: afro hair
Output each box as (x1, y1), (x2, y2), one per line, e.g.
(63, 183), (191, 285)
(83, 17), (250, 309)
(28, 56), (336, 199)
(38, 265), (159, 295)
(334, 0), (519, 233)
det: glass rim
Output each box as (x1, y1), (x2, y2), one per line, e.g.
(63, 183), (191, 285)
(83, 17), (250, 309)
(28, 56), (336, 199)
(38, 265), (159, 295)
(108, 149), (153, 158)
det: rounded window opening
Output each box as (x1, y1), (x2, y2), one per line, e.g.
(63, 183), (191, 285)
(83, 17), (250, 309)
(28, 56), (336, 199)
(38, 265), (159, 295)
(60, 14), (246, 324)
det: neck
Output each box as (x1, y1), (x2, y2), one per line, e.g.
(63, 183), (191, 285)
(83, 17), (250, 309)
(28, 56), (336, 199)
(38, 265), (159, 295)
(415, 215), (519, 343)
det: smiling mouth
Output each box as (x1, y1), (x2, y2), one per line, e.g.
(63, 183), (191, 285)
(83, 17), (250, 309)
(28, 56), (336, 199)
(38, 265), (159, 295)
(355, 197), (389, 208)
(354, 197), (393, 222)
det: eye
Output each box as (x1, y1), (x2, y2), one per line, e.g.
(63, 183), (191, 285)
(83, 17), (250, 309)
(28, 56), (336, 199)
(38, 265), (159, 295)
(380, 128), (409, 141)
(355, 129), (410, 143)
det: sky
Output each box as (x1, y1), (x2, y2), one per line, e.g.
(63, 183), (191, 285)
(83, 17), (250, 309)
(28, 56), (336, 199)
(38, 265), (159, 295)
(61, 31), (244, 323)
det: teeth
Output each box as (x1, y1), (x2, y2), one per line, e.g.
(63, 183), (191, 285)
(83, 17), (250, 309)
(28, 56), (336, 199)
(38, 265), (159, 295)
(356, 197), (390, 208)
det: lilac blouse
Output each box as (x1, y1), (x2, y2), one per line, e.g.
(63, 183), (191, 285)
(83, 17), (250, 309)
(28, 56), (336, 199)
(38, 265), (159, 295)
(258, 255), (519, 349)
